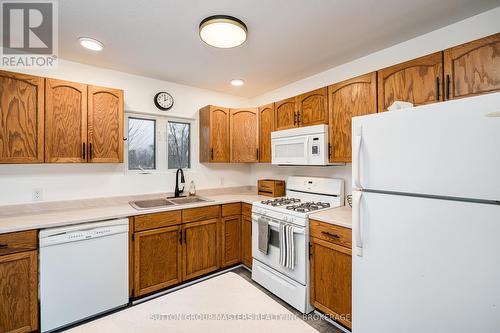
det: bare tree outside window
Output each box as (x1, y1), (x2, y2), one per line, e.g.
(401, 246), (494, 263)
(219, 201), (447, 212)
(168, 121), (190, 169)
(128, 118), (156, 170)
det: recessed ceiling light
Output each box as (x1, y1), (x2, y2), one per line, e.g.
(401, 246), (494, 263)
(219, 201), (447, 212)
(199, 15), (247, 48)
(79, 37), (104, 51)
(230, 79), (244, 86)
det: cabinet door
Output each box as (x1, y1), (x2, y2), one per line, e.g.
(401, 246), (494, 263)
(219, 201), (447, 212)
(328, 72), (377, 163)
(258, 103), (274, 163)
(134, 225), (182, 297)
(444, 33), (500, 100)
(310, 238), (352, 329)
(378, 52), (443, 112)
(182, 218), (219, 280)
(210, 106), (230, 162)
(274, 97), (297, 130)
(221, 215), (241, 267)
(296, 87), (328, 127)
(241, 215), (252, 269)
(230, 108), (258, 162)
(0, 71), (44, 163)
(0, 251), (38, 333)
(45, 79), (87, 163)
(88, 85), (124, 163)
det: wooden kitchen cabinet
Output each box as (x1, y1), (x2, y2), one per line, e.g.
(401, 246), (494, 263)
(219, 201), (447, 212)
(45, 78), (88, 163)
(221, 215), (241, 267)
(0, 250), (38, 333)
(378, 52), (443, 112)
(241, 215), (253, 269)
(444, 33), (500, 100)
(295, 87), (328, 127)
(310, 220), (352, 329)
(199, 105), (230, 163)
(230, 108), (259, 162)
(258, 103), (275, 163)
(182, 218), (220, 280)
(274, 97), (297, 131)
(0, 71), (44, 164)
(87, 85), (124, 163)
(133, 225), (182, 297)
(328, 72), (377, 163)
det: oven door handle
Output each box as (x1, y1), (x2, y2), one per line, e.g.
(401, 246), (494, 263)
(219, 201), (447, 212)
(252, 217), (305, 235)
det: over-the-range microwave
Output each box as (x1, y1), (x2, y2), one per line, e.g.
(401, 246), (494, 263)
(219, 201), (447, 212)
(271, 124), (340, 166)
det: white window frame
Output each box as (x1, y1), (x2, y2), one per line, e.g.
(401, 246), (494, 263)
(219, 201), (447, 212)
(125, 112), (194, 174)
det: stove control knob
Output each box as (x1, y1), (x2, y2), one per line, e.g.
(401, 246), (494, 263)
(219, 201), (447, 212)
(283, 216), (288, 221)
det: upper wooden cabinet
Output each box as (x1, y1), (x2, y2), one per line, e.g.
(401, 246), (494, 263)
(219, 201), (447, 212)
(258, 103), (274, 163)
(45, 79), (88, 163)
(444, 33), (500, 100)
(0, 71), (44, 163)
(230, 108), (259, 162)
(88, 85), (124, 163)
(274, 97), (297, 131)
(328, 72), (377, 163)
(296, 87), (328, 127)
(199, 105), (230, 163)
(378, 52), (443, 112)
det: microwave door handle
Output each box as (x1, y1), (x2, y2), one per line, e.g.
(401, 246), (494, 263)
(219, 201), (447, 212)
(306, 136), (311, 163)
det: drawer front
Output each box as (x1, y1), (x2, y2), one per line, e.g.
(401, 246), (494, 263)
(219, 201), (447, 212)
(0, 230), (38, 256)
(310, 219), (352, 248)
(242, 203), (252, 217)
(182, 205), (220, 223)
(134, 211), (181, 232)
(222, 203), (241, 217)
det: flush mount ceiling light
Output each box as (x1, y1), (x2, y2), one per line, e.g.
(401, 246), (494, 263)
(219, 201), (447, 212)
(230, 79), (244, 86)
(79, 37), (104, 51)
(199, 15), (247, 48)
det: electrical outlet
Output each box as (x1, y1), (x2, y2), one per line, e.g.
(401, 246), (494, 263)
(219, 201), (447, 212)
(219, 177), (224, 186)
(32, 188), (43, 202)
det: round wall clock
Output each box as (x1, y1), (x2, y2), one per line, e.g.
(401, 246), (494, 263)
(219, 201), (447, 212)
(154, 92), (174, 111)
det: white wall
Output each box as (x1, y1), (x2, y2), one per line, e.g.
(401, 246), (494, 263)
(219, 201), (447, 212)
(248, 7), (500, 195)
(0, 59), (253, 205)
(1, 7), (499, 206)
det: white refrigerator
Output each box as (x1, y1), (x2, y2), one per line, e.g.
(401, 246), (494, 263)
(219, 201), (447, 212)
(351, 92), (500, 333)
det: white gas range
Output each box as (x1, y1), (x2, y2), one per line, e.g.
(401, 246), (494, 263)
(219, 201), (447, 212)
(251, 176), (344, 313)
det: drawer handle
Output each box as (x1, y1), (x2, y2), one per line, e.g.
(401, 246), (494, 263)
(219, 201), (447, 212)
(0, 244), (8, 248)
(321, 231), (340, 239)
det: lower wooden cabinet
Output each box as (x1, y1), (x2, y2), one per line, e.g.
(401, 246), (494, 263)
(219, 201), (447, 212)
(182, 218), (220, 280)
(221, 215), (241, 267)
(241, 215), (253, 268)
(310, 221), (352, 329)
(133, 225), (182, 297)
(0, 250), (38, 333)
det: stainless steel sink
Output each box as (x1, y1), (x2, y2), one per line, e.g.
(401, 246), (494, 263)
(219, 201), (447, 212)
(129, 196), (211, 210)
(129, 199), (175, 210)
(168, 196), (210, 205)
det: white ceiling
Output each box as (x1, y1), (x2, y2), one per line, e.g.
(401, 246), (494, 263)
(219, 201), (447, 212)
(59, 0), (500, 97)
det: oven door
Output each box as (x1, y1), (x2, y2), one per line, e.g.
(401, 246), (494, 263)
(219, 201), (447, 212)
(251, 215), (307, 284)
(271, 135), (309, 165)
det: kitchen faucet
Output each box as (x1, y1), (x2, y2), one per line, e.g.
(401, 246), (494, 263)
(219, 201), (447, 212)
(174, 168), (185, 197)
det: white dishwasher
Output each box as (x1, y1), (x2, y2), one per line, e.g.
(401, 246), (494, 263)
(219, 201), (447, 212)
(39, 219), (129, 332)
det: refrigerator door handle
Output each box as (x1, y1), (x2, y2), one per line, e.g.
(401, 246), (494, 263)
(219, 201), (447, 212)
(353, 126), (362, 189)
(353, 190), (363, 257)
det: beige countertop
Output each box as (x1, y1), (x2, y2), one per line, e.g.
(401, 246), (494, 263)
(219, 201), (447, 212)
(309, 206), (352, 229)
(0, 190), (267, 234)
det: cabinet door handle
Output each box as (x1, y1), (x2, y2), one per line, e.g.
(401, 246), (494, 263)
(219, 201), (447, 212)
(328, 143), (332, 159)
(256, 148), (259, 160)
(436, 77), (440, 101)
(297, 112), (301, 125)
(293, 112), (297, 126)
(82, 142), (86, 160)
(179, 230), (182, 244)
(183, 230), (187, 245)
(89, 142), (93, 160)
(211, 148), (214, 161)
(446, 74), (450, 100)
(321, 231), (340, 239)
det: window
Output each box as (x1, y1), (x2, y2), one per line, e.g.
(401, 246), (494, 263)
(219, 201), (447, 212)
(167, 121), (191, 169)
(128, 117), (156, 170)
